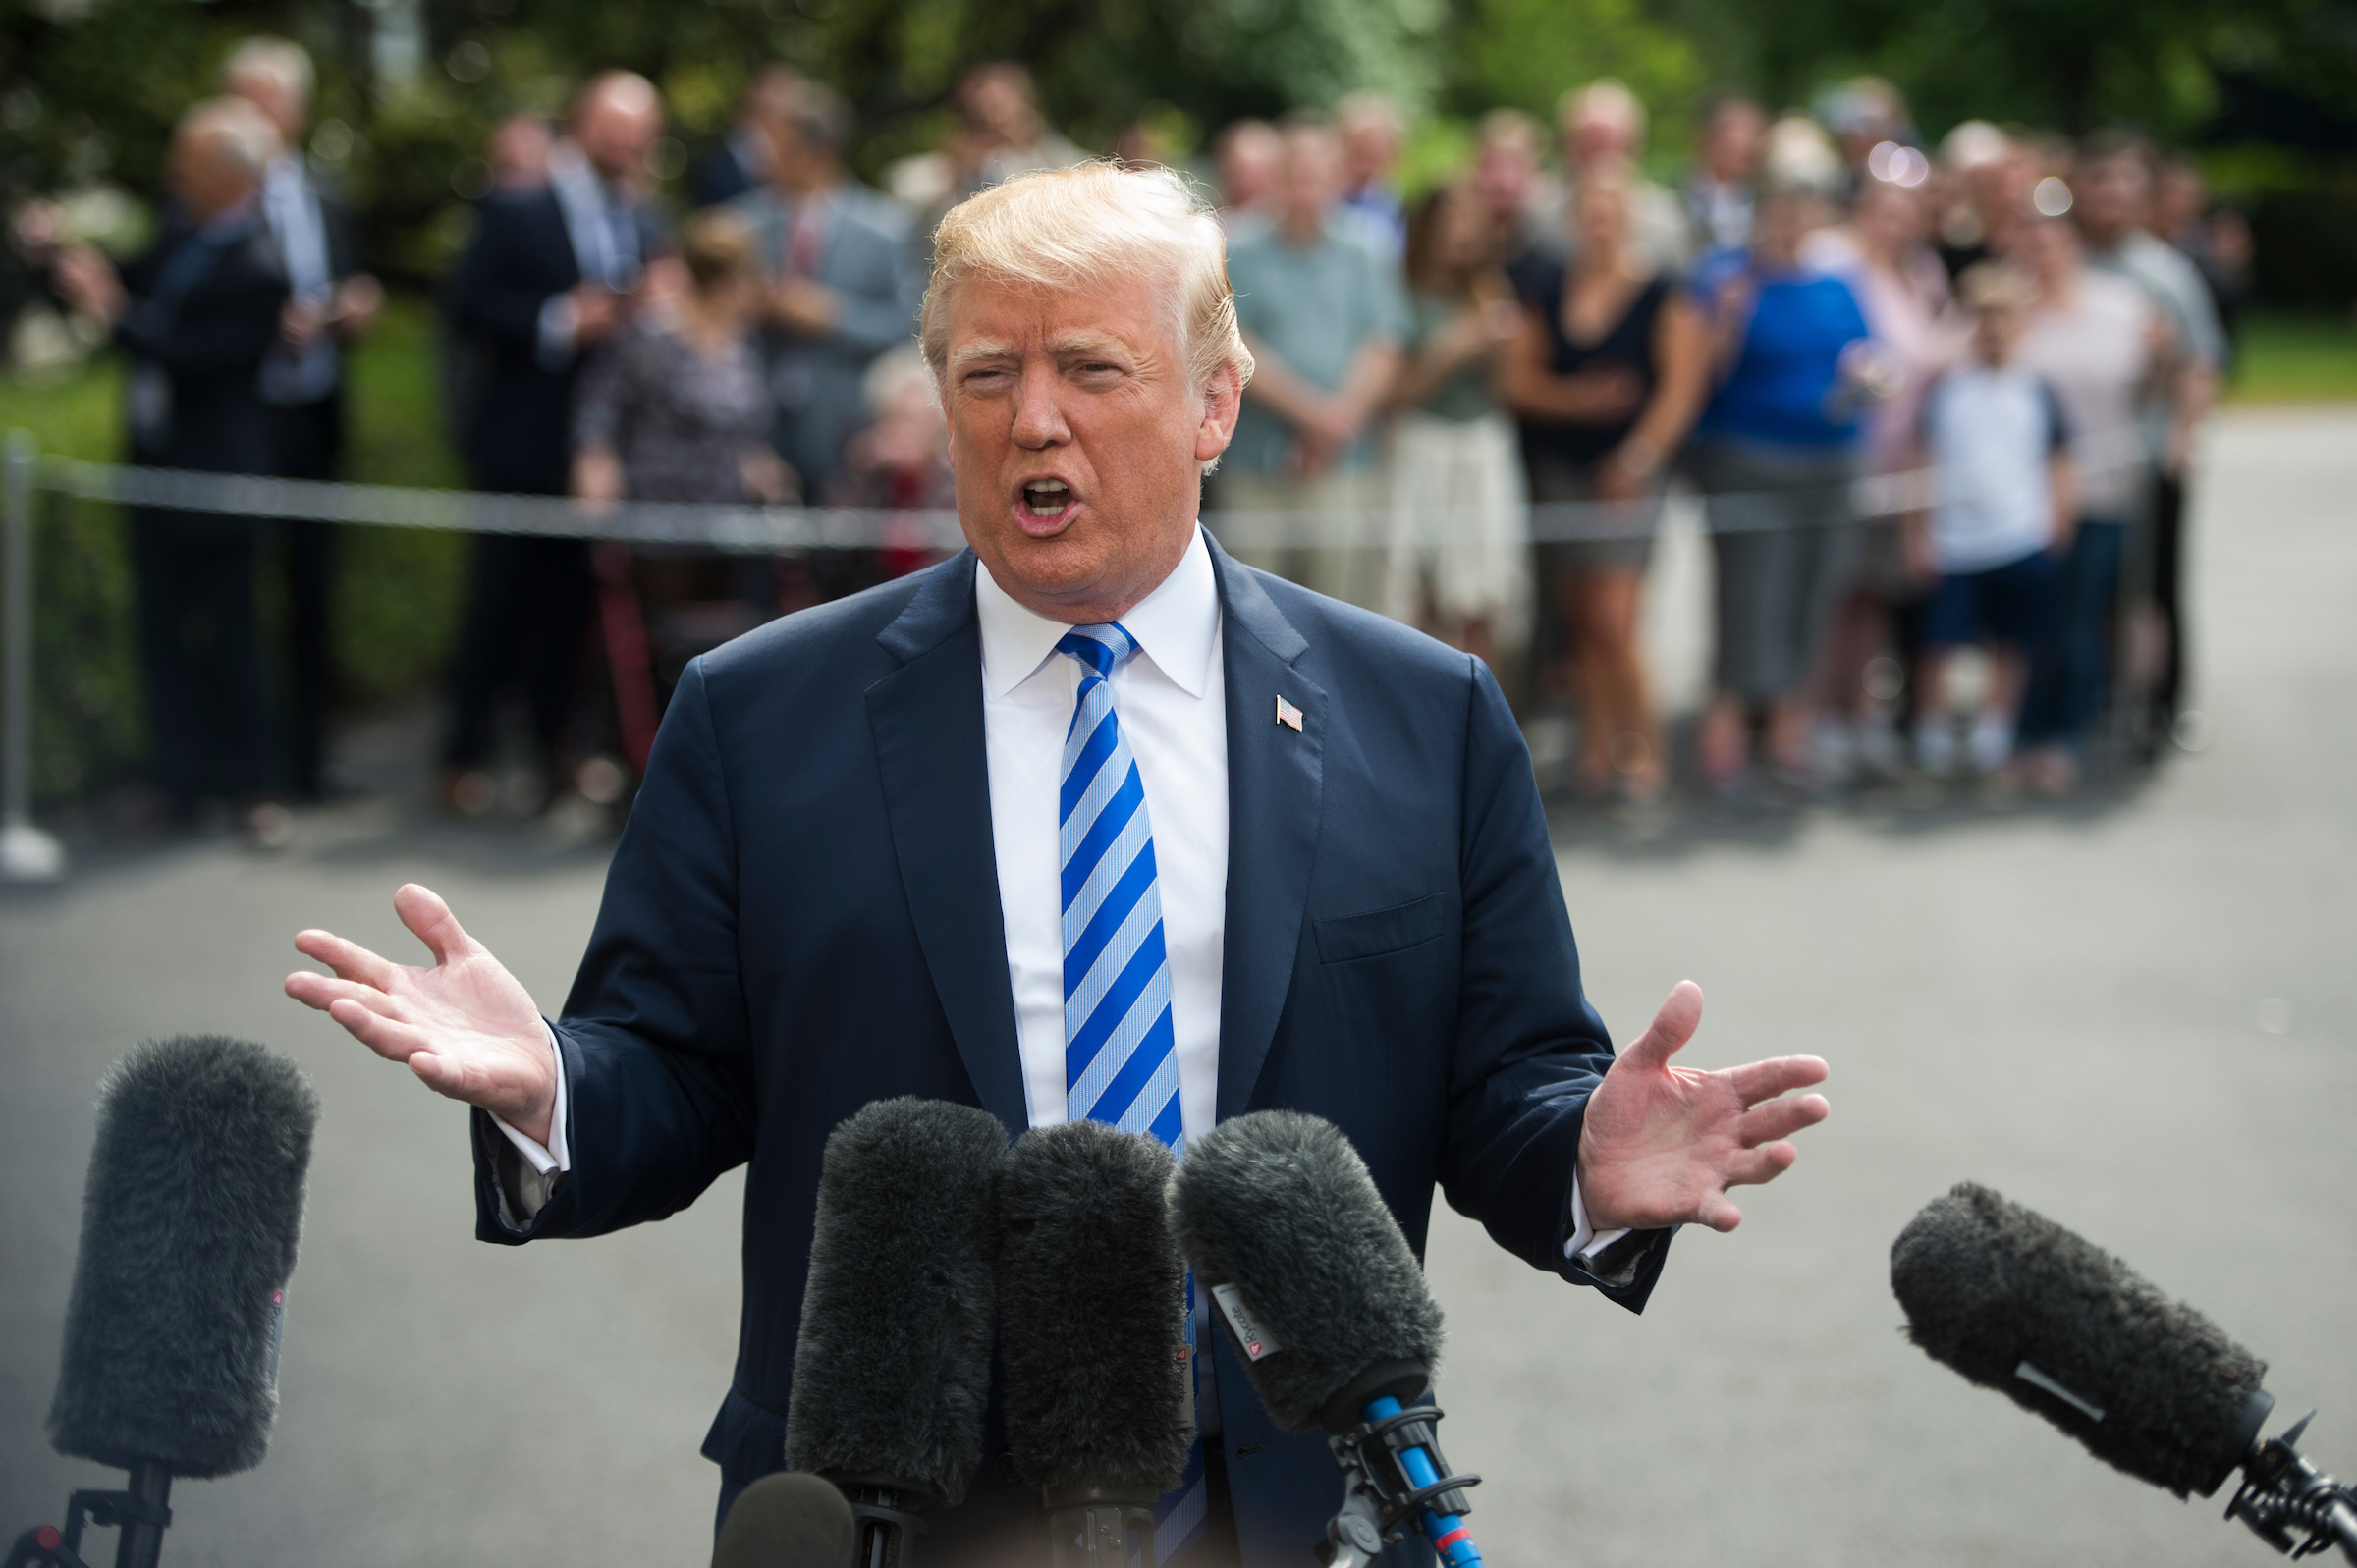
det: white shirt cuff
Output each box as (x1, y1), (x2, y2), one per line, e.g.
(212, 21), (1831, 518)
(535, 294), (580, 370)
(1562, 1174), (1630, 1268)
(488, 1021), (571, 1175)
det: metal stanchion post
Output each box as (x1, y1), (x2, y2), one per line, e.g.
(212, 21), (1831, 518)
(3, 430), (67, 883)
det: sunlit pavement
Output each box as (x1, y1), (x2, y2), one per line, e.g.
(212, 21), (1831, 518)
(3, 406), (2351, 1566)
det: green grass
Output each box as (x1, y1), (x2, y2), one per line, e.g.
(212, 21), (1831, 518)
(0, 345), (122, 460)
(0, 292), (469, 477)
(2228, 309), (2357, 403)
(344, 294), (466, 489)
(329, 296), (471, 709)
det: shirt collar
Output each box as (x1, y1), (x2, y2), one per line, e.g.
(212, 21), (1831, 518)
(550, 140), (628, 208)
(973, 526), (1220, 701)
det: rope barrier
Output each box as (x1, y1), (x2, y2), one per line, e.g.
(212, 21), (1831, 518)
(0, 431), (2149, 883)
(27, 452), (1962, 548)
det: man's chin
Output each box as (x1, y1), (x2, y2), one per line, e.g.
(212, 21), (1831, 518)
(980, 533), (1110, 607)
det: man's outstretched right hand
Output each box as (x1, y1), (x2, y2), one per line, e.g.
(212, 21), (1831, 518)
(285, 883), (559, 1145)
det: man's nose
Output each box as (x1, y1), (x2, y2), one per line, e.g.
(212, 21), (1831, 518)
(1010, 361), (1071, 449)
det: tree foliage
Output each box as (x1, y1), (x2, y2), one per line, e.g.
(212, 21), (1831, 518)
(2, 0), (2352, 270)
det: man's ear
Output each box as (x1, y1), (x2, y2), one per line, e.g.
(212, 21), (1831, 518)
(1193, 364), (1244, 464)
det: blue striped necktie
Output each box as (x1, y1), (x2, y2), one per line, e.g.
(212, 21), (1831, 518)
(1056, 623), (1206, 1561)
(1058, 624), (1182, 1141)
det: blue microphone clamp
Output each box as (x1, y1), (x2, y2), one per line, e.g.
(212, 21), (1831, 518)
(1313, 1361), (1484, 1568)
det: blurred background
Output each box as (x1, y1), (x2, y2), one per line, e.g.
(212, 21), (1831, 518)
(2, 0), (2354, 1563)
(0, 0), (2352, 824)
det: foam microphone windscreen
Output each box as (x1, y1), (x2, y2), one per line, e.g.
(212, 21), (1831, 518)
(1170, 1110), (1442, 1434)
(998, 1119), (1192, 1500)
(713, 1472), (857, 1568)
(47, 1035), (319, 1479)
(783, 1098), (1006, 1506)
(1891, 1181), (2271, 1498)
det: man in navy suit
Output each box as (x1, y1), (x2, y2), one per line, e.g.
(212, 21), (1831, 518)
(54, 97), (292, 834)
(438, 72), (666, 808)
(224, 36), (386, 803)
(289, 162), (1830, 1565)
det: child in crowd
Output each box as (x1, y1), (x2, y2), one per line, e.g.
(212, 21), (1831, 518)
(827, 346), (955, 515)
(1907, 262), (2075, 778)
(821, 346), (957, 582)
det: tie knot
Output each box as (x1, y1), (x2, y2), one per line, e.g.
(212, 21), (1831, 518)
(1056, 623), (1140, 682)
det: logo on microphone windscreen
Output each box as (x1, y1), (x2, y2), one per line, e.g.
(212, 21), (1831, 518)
(1211, 1282), (1283, 1362)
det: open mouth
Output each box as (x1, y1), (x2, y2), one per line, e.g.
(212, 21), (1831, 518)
(1019, 478), (1074, 521)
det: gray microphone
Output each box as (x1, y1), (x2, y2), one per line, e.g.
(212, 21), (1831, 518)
(1893, 1181), (2357, 1561)
(1171, 1110), (1484, 1568)
(998, 1119), (1192, 1567)
(783, 1098), (1006, 1568)
(713, 1473), (856, 1568)
(20, 1036), (318, 1568)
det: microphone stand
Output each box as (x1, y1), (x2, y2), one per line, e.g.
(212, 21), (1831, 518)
(5, 1461), (173, 1568)
(1313, 1362), (1484, 1568)
(828, 1475), (930, 1568)
(2227, 1413), (2357, 1564)
(1042, 1487), (1159, 1568)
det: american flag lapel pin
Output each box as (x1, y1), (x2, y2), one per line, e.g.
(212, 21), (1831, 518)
(1276, 695), (1304, 732)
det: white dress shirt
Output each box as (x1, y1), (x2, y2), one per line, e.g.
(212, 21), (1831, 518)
(977, 526), (1227, 1148)
(534, 141), (644, 370)
(493, 526), (1622, 1263)
(258, 154), (338, 405)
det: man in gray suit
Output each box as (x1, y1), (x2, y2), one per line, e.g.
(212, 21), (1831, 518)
(733, 81), (923, 493)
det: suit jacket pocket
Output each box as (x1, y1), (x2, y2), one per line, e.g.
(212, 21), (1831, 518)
(1314, 892), (1449, 965)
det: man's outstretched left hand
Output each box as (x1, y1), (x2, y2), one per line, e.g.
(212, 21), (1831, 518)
(1576, 981), (1829, 1234)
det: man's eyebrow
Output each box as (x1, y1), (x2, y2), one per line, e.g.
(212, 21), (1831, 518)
(948, 339), (1020, 372)
(1046, 331), (1129, 358)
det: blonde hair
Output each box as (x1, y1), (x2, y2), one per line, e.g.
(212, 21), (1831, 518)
(864, 345), (939, 418)
(1956, 259), (2036, 315)
(920, 161), (1254, 397)
(680, 209), (755, 292)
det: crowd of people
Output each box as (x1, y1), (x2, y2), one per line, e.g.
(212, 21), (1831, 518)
(1203, 85), (2241, 807)
(19, 45), (2248, 837)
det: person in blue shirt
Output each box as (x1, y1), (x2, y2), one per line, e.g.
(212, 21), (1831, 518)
(1688, 181), (1880, 795)
(1334, 92), (1408, 260)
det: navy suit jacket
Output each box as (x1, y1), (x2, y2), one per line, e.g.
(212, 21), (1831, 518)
(445, 185), (664, 495)
(471, 538), (1669, 1565)
(117, 209), (289, 479)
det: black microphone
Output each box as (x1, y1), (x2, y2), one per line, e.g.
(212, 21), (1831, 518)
(1170, 1110), (1483, 1568)
(998, 1119), (1192, 1567)
(1893, 1181), (2357, 1561)
(713, 1473), (856, 1568)
(17, 1036), (318, 1568)
(783, 1098), (1006, 1568)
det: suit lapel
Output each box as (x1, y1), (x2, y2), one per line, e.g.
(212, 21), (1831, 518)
(1210, 538), (1327, 1119)
(865, 553), (1029, 1137)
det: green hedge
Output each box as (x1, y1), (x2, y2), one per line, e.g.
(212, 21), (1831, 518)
(1, 294), (468, 806)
